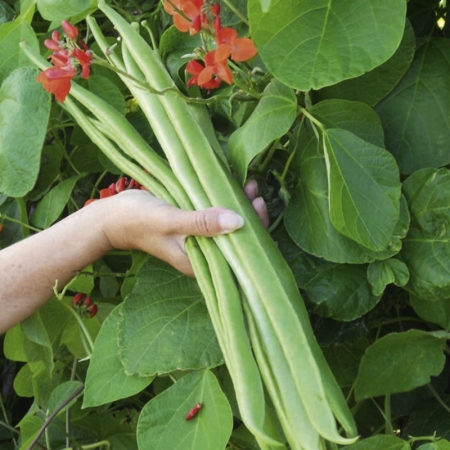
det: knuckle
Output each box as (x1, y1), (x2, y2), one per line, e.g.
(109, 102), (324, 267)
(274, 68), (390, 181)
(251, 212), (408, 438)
(195, 212), (213, 235)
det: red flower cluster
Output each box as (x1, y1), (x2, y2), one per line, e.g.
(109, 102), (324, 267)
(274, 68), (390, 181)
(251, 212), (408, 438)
(84, 176), (143, 207)
(72, 293), (98, 318)
(163, 0), (257, 89)
(37, 21), (92, 102)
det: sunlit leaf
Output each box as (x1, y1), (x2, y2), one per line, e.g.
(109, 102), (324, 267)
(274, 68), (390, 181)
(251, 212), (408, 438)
(119, 258), (222, 376)
(137, 370), (232, 450)
(249, 0), (406, 90)
(0, 67), (50, 197)
(354, 330), (448, 400)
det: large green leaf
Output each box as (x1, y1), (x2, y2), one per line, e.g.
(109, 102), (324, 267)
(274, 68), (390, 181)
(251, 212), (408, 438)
(83, 305), (153, 408)
(137, 370), (233, 450)
(0, 19), (38, 83)
(285, 117), (408, 264)
(228, 79), (297, 184)
(324, 128), (401, 251)
(119, 258), (222, 377)
(410, 294), (450, 331)
(303, 263), (381, 321)
(248, 0), (406, 90)
(354, 330), (448, 400)
(401, 168), (450, 300)
(319, 20), (416, 106)
(0, 67), (51, 197)
(376, 39), (450, 174)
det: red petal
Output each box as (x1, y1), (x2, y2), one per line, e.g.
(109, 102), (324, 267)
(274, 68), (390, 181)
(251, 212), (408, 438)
(36, 71), (72, 102)
(216, 61), (233, 84)
(215, 43), (231, 62)
(197, 66), (215, 86)
(231, 38), (258, 61)
(216, 27), (237, 46)
(186, 59), (204, 76)
(43, 66), (76, 80)
(44, 39), (61, 52)
(173, 14), (191, 32)
(163, 0), (184, 14)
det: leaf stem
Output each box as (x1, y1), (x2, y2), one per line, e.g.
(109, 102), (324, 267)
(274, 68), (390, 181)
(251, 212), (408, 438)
(0, 214), (41, 232)
(221, 0), (249, 25)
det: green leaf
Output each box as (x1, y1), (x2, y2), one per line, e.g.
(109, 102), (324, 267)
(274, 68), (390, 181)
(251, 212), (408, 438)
(160, 25), (202, 83)
(354, 330), (448, 401)
(0, 1), (15, 25)
(401, 168), (450, 301)
(376, 39), (450, 174)
(36, 0), (96, 21)
(404, 397), (450, 443)
(137, 370), (233, 450)
(285, 120), (409, 263)
(324, 128), (401, 251)
(83, 305), (153, 408)
(88, 74), (126, 115)
(47, 381), (83, 416)
(319, 20), (416, 106)
(28, 144), (64, 200)
(410, 295), (450, 331)
(347, 435), (410, 450)
(228, 79), (297, 184)
(119, 258), (222, 377)
(417, 441), (450, 450)
(248, 0), (406, 90)
(65, 264), (94, 294)
(13, 364), (34, 397)
(21, 312), (54, 374)
(0, 67), (51, 197)
(367, 258), (409, 297)
(308, 99), (386, 148)
(0, 19), (38, 83)
(31, 175), (84, 229)
(303, 262), (381, 321)
(4, 325), (27, 362)
(322, 340), (366, 388)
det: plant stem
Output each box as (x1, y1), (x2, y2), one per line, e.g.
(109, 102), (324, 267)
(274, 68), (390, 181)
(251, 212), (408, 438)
(26, 385), (84, 450)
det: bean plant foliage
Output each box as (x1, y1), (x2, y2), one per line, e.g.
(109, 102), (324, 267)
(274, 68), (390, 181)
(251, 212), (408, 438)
(1, 0), (450, 449)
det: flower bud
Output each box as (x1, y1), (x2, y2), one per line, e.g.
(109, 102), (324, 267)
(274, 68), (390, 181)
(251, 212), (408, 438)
(72, 292), (85, 308)
(61, 20), (79, 40)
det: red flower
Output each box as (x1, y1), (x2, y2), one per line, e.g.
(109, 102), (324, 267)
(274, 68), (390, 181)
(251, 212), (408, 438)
(37, 21), (93, 101)
(36, 66), (76, 102)
(73, 48), (93, 79)
(186, 58), (221, 90)
(163, 0), (206, 35)
(215, 27), (257, 62)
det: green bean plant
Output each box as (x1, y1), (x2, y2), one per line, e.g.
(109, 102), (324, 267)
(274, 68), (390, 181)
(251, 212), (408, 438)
(2, 0), (450, 449)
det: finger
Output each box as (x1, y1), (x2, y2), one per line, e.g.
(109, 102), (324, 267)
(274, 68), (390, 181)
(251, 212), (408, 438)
(169, 207), (245, 237)
(252, 197), (269, 229)
(244, 179), (259, 201)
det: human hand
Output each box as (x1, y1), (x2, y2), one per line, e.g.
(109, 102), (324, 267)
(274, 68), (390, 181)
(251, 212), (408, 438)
(99, 182), (268, 276)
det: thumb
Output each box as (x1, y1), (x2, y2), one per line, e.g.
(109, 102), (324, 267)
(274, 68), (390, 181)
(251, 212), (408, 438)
(175, 207), (245, 237)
